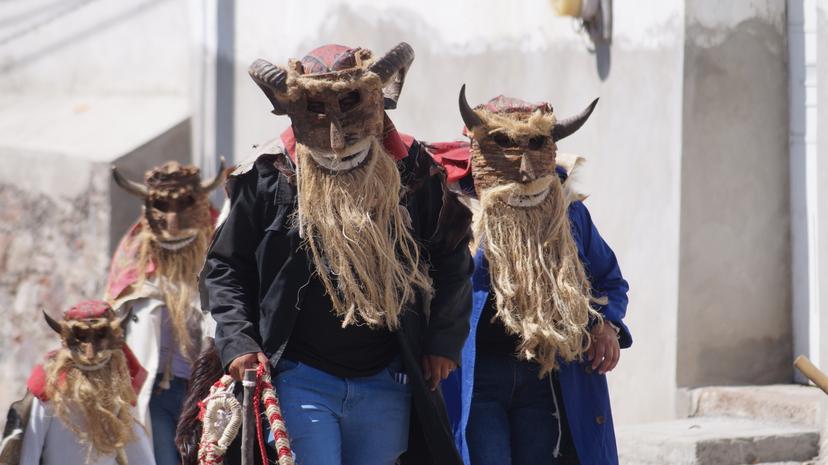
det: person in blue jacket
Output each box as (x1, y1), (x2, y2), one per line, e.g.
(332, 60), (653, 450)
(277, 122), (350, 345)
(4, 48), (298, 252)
(439, 86), (631, 465)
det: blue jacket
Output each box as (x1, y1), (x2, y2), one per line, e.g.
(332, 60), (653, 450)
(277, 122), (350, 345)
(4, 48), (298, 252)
(441, 200), (631, 465)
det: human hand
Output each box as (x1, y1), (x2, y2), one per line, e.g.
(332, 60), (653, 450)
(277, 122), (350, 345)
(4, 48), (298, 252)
(586, 323), (621, 375)
(228, 352), (269, 381)
(421, 355), (457, 391)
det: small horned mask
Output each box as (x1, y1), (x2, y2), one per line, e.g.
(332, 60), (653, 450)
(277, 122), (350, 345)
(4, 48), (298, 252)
(459, 85), (597, 207)
(112, 160), (225, 250)
(43, 300), (130, 370)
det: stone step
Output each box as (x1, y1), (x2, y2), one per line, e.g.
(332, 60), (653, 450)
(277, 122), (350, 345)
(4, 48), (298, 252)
(617, 417), (819, 465)
(678, 385), (826, 427)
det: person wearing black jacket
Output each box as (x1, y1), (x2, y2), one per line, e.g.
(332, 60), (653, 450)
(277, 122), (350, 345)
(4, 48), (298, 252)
(199, 42), (473, 465)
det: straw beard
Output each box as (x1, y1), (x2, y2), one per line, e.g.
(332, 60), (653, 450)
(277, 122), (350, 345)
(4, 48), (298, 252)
(137, 224), (211, 360)
(475, 175), (600, 376)
(295, 139), (433, 330)
(45, 349), (135, 461)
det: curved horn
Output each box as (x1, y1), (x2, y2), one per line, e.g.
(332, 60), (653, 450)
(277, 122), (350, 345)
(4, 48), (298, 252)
(458, 84), (484, 131)
(369, 42), (415, 109)
(552, 98), (599, 142)
(114, 308), (132, 331)
(201, 156), (227, 192)
(43, 310), (63, 335)
(369, 42), (415, 83)
(112, 166), (148, 198)
(248, 59), (289, 115)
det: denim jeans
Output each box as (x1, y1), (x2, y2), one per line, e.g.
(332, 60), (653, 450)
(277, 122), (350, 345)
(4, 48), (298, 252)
(149, 376), (188, 465)
(467, 353), (562, 465)
(269, 357), (412, 465)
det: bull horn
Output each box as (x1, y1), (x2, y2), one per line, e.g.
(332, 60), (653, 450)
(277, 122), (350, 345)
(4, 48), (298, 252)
(43, 311), (63, 335)
(458, 84), (484, 131)
(551, 98), (599, 142)
(201, 156), (227, 192)
(112, 166), (148, 198)
(369, 42), (415, 109)
(248, 59), (289, 115)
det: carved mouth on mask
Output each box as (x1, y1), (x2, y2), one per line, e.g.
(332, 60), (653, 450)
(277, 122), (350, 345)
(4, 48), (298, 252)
(156, 232), (199, 251)
(71, 351), (113, 371)
(308, 140), (373, 173)
(506, 185), (551, 208)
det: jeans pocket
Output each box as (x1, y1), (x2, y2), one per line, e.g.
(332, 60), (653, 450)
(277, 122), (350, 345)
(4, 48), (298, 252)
(274, 357), (299, 374)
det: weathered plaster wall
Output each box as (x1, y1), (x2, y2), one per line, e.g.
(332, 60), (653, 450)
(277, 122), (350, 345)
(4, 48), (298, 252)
(230, 0), (686, 424)
(677, 1), (791, 387)
(816, 1), (828, 373)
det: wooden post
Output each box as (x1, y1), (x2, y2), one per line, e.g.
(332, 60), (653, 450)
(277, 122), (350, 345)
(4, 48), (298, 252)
(794, 355), (828, 395)
(241, 368), (257, 465)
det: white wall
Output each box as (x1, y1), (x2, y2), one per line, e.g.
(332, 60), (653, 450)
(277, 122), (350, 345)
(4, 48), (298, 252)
(0, 0), (191, 96)
(228, 0), (686, 425)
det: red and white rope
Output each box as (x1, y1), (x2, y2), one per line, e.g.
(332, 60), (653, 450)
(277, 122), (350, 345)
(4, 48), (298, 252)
(198, 365), (294, 465)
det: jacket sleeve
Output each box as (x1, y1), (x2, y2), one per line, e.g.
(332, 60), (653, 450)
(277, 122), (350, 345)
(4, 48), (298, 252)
(570, 201), (632, 349)
(200, 168), (265, 370)
(421, 173), (475, 365)
(19, 397), (48, 465)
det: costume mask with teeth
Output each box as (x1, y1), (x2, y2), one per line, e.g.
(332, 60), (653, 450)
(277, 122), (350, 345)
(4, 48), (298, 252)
(458, 85), (598, 208)
(112, 161), (225, 251)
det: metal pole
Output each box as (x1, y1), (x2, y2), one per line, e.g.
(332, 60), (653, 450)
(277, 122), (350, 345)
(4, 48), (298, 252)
(241, 368), (257, 465)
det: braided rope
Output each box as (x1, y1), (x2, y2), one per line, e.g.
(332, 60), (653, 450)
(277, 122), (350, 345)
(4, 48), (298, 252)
(197, 366), (294, 465)
(255, 364), (294, 465)
(198, 375), (241, 465)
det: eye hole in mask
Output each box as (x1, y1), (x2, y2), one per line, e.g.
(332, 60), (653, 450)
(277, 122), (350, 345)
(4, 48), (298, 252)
(527, 136), (547, 150)
(307, 99), (326, 115)
(339, 90), (361, 112)
(492, 133), (518, 148)
(153, 199), (172, 212)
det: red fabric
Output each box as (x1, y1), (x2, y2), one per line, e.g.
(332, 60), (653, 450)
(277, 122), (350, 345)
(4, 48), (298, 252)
(64, 300), (112, 321)
(427, 141), (472, 183)
(27, 346), (148, 402)
(280, 115), (413, 164)
(106, 209), (220, 301)
(300, 44), (357, 74)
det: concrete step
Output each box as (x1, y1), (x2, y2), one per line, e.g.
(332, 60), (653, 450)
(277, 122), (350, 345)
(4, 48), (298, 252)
(678, 385), (826, 427)
(617, 417), (819, 465)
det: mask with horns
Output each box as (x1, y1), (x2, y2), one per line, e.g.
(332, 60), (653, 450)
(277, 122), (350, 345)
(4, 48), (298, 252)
(43, 300), (130, 371)
(458, 85), (597, 207)
(112, 161), (225, 251)
(248, 42), (414, 172)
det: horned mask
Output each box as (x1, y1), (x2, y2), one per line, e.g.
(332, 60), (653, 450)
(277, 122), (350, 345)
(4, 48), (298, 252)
(248, 42), (413, 172)
(43, 300), (129, 371)
(112, 161), (225, 250)
(459, 85), (597, 207)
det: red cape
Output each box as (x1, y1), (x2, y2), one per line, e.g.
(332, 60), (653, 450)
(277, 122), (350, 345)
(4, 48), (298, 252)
(425, 141), (472, 183)
(27, 346), (148, 403)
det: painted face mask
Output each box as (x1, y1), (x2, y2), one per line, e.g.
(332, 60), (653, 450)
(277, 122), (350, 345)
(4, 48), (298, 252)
(112, 161), (225, 251)
(43, 300), (129, 371)
(248, 43), (413, 173)
(459, 85), (597, 207)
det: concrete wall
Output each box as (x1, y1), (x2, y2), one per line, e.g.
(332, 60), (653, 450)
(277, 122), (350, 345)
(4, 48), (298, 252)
(816, 1), (828, 373)
(677, 1), (791, 387)
(226, 0), (686, 424)
(0, 0), (191, 96)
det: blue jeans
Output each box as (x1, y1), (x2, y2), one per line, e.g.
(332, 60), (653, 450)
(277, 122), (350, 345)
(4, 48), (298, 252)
(149, 377), (187, 465)
(467, 353), (562, 465)
(269, 357), (412, 465)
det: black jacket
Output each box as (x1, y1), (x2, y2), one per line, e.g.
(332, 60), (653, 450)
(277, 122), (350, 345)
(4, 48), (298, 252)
(200, 140), (473, 465)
